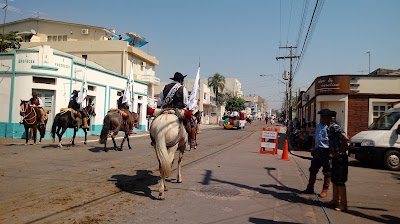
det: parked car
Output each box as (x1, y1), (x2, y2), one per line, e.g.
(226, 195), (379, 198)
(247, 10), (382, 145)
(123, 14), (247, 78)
(349, 107), (400, 171)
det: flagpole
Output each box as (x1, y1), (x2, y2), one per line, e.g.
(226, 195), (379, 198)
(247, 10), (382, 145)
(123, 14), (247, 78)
(83, 55), (88, 107)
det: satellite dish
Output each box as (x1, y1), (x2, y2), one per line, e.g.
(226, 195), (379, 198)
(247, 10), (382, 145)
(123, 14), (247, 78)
(31, 29), (37, 35)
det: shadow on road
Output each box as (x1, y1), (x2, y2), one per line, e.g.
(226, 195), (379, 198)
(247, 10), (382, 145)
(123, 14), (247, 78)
(249, 217), (302, 224)
(110, 170), (159, 200)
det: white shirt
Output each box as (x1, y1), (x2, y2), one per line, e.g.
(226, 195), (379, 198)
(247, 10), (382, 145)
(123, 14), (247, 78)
(232, 111), (239, 117)
(157, 82), (188, 108)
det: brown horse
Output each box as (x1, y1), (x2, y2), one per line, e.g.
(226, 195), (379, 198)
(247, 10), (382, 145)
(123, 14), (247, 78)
(19, 100), (46, 145)
(99, 109), (139, 152)
(51, 105), (96, 147)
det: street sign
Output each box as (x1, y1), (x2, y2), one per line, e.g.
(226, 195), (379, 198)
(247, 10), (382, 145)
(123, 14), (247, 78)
(261, 142), (276, 148)
(262, 131), (277, 139)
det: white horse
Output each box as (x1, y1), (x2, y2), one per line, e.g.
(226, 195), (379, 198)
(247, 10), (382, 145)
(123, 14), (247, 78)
(150, 109), (188, 200)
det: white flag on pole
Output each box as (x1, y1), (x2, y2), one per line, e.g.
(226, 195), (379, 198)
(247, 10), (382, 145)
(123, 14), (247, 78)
(77, 68), (88, 108)
(188, 64), (200, 110)
(122, 61), (134, 107)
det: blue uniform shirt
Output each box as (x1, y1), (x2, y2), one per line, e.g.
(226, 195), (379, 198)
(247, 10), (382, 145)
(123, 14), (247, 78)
(315, 122), (329, 149)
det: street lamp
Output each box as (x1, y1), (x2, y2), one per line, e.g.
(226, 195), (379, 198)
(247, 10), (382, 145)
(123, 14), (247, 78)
(260, 74), (289, 120)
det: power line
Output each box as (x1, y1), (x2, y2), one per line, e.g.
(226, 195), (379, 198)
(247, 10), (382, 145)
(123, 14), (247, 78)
(294, 0), (326, 77)
(286, 0), (294, 46)
(294, 0), (310, 56)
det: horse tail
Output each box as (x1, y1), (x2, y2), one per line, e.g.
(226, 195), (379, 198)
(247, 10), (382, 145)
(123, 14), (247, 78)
(153, 116), (174, 178)
(51, 114), (59, 139)
(100, 114), (111, 144)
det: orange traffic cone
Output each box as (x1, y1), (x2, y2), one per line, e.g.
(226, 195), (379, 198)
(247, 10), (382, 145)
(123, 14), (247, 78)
(281, 139), (289, 160)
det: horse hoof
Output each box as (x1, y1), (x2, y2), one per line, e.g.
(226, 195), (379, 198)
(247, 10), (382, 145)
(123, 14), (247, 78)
(158, 193), (165, 200)
(24, 143), (27, 146)
(84, 142), (87, 145)
(104, 149), (108, 152)
(128, 146), (132, 150)
(177, 180), (182, 183)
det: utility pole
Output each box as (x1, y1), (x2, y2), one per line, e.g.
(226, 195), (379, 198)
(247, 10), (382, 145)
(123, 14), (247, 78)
(368, 51), (371, 74)
(1, 0), (8, 52)
(276, 46), (299, 130)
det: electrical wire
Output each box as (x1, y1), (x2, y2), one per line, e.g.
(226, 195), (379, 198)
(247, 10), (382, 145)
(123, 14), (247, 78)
(294, 0), (310, 57)
(286, 0), (294, 46)
(294, 0), (326, 78)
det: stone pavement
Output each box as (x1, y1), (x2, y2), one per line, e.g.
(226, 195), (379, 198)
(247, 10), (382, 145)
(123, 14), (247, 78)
(130, 126), (328, 224)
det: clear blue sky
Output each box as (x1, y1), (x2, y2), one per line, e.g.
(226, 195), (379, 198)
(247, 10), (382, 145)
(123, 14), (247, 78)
(2, 0), (399, 109)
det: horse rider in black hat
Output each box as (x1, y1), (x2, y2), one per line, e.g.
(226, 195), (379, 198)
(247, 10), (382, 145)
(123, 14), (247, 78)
(68, 90), (90, 129)
(157, 72), (196, 149)
(116, 90), (135, 135)
(28, 91), (47, 127)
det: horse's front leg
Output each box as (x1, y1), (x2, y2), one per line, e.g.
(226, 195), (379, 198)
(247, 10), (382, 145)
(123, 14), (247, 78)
(58, 127), (67, 148)
(119, 133), (126, 151)
(24, 126), (29, 145)
(111, 134), (118, 151)
(32, 126), (37, 145)
(72, 128), (77, 146)
(84, 129), (87, 144)
(126, 132), (132, 149)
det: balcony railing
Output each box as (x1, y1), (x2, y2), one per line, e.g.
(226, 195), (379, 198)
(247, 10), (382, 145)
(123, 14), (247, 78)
(139, 75), (160, 85)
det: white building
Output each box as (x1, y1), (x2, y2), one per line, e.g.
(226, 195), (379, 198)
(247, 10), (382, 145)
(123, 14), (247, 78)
(0, 45), (149, 139)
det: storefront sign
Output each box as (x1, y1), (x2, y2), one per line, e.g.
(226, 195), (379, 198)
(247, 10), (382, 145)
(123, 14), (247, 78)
(315, 76), (350, 95)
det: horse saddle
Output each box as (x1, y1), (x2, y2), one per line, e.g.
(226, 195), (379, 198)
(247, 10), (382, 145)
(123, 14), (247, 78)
(60, 108), (81, 120)
(153, 108), (186, 120)
(109, 108), (130, 119)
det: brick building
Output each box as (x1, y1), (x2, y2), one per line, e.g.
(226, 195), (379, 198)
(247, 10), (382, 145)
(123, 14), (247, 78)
(297, 69), (400, 138)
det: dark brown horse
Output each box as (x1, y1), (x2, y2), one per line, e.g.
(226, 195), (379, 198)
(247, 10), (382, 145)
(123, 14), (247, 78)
(19, 100), (47, 145)
(99, 109), (139, 152)
(51, 105), (96, 147)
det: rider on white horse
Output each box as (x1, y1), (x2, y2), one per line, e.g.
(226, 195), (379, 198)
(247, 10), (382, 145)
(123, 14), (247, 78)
(156, 72), (196, 149)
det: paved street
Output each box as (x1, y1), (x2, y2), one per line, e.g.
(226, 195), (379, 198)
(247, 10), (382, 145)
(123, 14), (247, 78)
(0, 121), (399, 224)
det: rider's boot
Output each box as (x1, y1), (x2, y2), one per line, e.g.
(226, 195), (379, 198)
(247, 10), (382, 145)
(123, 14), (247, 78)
(82, 117), (90, 129)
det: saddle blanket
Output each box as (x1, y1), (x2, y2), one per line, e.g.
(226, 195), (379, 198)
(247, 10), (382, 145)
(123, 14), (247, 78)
(60, 108), (81, 120)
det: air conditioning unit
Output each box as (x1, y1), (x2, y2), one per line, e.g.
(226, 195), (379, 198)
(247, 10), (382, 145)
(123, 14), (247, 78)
(81, 29), (89, 35)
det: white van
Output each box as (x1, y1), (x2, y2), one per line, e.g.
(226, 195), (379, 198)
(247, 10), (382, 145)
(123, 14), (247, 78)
(349, 107), (400, 171)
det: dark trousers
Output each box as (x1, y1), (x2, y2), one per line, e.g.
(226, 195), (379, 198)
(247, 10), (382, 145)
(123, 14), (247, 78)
(309, 148), (331, 176)
(331, 154), (348, 186)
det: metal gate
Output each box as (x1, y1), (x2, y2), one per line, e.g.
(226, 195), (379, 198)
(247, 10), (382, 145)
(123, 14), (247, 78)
(33, 89), (55, 132)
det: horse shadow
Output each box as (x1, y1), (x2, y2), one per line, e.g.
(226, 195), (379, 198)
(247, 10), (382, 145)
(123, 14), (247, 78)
(88, 146), (106, 153)
(110, 170), (160, 200)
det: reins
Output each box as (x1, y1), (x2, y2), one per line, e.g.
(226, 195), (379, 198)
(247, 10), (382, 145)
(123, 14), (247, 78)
(21, 103), (37, 125)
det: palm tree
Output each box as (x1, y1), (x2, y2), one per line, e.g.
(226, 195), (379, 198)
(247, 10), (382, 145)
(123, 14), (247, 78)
(208, 73), (225, 105)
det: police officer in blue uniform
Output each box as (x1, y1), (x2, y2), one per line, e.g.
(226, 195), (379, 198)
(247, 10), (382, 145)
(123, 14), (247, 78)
(302, 109), (333, 198)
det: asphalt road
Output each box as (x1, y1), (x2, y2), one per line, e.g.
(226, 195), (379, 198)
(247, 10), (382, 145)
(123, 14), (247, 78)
(0, 121), (399, 224)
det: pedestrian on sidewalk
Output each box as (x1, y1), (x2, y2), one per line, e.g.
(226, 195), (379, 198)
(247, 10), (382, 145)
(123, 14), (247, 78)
(302, 109), (333, 198)
(326, 111), (349, 211)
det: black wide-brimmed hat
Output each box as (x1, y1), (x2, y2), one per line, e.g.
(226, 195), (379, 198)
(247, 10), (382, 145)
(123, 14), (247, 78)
(72, 90), (80, 94)
(170, 72), (187, 81)
(318, 108), (336, 117)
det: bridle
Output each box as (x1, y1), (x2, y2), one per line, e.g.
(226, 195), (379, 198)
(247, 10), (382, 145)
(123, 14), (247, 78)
(20, 102), (37, 125)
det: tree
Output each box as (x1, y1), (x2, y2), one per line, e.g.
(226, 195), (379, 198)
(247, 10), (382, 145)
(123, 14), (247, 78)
(208, 73), (225, 105)
(0, 31), (21, 52)
(225, 96), (246, 111)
